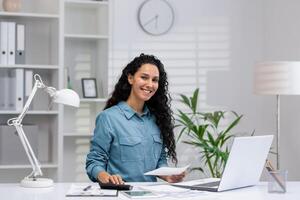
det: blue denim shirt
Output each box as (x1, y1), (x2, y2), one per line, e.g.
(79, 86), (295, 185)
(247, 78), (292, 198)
(86, 101), (168, 182)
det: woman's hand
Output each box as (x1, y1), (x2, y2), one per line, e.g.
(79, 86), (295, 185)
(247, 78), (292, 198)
(97, 171), (124, 184)
(158, 171), (186, 183)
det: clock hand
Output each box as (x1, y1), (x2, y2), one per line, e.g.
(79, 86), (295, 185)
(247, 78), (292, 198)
(143, 14), (159, 27)
(155, 15), (158, 29)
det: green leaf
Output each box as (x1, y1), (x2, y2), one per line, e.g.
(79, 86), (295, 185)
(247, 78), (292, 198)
(222, 113), (243, 135)
(191, 88), (199, 113)
(179, 94), (191, 108)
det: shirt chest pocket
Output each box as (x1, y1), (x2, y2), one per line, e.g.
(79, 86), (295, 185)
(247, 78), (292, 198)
(152, 134), (163, 159)
(119, 136), (143, 161)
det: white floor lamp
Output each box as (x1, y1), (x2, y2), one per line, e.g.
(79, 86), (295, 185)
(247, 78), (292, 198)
(254, 61), (300, 169)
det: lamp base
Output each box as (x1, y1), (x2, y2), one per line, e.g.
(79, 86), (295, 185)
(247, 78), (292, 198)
(20, 177), (54, 188)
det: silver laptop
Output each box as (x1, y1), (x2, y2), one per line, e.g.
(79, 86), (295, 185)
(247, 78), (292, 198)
(173, 135), (273, 192)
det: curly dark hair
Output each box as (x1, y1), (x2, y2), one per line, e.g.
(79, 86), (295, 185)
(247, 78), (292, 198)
(104, 53), (177, 164)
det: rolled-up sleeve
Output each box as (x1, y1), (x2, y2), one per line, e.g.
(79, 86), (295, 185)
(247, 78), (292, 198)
(86, 113), (113, 182)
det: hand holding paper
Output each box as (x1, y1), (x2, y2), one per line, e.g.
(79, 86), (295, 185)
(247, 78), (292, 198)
(144, 165), (190, 176)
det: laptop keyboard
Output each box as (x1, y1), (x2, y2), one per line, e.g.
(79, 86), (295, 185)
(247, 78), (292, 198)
(194, 181), (220, 187)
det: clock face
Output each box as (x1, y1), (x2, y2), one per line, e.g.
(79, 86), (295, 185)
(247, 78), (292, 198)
(138, 0), (174, 36)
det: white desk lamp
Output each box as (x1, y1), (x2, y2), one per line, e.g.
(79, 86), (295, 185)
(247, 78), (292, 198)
(254, 61), (300, 169)
(7, 74), (80, 188)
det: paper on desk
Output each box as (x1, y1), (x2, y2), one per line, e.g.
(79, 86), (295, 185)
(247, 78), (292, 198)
(138, 184), (206, 198)
(144, 165), (190, 176)
(139, 184), (190, 193)
(66, 184), (117, 197)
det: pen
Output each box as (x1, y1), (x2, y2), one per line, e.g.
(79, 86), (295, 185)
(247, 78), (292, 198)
(83, 185), (92, 191)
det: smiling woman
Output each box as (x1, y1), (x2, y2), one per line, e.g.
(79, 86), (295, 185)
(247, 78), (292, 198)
(86, 54), (185, 184)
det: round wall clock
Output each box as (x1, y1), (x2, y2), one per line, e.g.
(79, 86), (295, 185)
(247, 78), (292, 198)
(137, 0), (175, 36)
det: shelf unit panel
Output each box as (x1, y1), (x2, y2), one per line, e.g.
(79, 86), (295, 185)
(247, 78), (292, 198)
(0, 111), (59, 115)
(0, 115), (59, 168)
(0, 0), (59, 15)
(62, 136), (90, 182)
(80, 98), (107, 103)
(0, 68), (59, 112)
(65, 34), (109, 39)
(0, 17), (59, 65)
(0, 64), (59, 69)
(64, 0), (108, 35)
(65, 0), (108, 6)
(62, 0), (110, 182)
(64, 132), (93, 137)
(64, 39), (108, 98)
(0, 12), (59, 19)
(0, 163), (58, 169)
(63, 102), (104, 136)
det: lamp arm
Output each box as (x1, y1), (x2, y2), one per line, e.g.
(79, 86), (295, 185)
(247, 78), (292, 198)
(15, 124), (42, 178)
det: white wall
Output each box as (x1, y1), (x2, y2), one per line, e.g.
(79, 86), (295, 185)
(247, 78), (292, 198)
(110, 0), (300, 180)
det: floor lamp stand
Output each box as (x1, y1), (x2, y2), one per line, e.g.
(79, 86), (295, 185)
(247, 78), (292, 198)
(276, 95), (280, 170)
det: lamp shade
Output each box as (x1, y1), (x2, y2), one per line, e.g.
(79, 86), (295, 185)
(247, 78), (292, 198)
(254, 61), (300, 95)
(52, 89), (80, 107)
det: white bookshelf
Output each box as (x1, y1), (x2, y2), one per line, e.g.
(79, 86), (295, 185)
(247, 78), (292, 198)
(0, 0), (111, 183)
(0, 0), (56, 182)
(62, 0), (110, 182)
(0, 0), (60, 183)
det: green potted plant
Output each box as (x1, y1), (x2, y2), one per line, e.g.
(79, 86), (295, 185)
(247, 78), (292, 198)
(176, 88), (243, 178)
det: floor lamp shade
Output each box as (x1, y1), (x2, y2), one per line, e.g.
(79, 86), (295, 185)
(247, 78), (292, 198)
(254, 61), (300, 170)
(254, 61), (300, 95)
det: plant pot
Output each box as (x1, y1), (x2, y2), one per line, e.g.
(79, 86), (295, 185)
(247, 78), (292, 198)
(3, 0), (21, 12)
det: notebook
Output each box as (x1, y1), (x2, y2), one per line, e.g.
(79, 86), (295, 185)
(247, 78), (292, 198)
(173, 135), (273, 192)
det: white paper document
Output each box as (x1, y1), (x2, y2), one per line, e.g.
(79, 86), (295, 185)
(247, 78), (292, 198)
(137, 184), (207, 199)
(144, 165), (190, 176)
(139, 184), (190, 193)
(66, 183), (118, 197)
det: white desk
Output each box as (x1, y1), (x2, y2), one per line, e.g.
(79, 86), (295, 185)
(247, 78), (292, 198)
(0, 182), (299, 200)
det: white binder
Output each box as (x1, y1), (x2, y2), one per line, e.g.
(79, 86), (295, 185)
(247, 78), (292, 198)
(16, 24), (25, 64)
(0, 69), (8, 109)
(8, 70), (15, 109)
(0, 22), (8, 65)
(15, 68), (24, 111)
(7, 22), (16, 65)
(24, 69), (33, 109)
